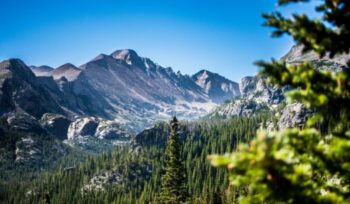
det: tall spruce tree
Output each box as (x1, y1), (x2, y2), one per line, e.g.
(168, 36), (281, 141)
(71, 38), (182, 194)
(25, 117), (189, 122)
(159, 116), (188, 204)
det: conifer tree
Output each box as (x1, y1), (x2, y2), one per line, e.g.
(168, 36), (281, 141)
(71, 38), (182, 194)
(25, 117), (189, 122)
(210, 0), (350, 203)
(159, 116), (188, 204)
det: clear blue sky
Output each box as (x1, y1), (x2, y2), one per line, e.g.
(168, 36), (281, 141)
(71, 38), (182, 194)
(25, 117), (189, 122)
(0, 0), (317, 81)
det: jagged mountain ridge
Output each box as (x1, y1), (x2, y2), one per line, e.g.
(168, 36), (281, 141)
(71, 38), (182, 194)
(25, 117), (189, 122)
(2, 49), (240, 133)
(281, 44), (350, 67)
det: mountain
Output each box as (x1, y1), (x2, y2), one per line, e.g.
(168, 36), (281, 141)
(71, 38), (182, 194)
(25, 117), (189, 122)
(51, 63), (81, 81)
(0, 59), (66, 118)
(281, 44), (349, 68)
(32, 63), (82, 81)
(209, 75), (286, 117)
(209, 44), (349, 118)
(0, 49), (240, 137)
(44, 49), (241, 131)
(0, 49), (244, 177)
(31, 65), (54, 76)
(192, 69), (240, 103)
(72, 49), (216, 131)
(3, 46), (347, 136)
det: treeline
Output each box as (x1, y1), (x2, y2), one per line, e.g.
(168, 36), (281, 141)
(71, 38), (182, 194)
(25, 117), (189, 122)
(0, 114), (269, 204)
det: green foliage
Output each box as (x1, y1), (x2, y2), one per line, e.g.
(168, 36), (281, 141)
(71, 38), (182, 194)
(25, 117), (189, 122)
(0, 114), (267, 203)
(159, 116), (188, 203)
(210, 0), (350, 203)
(264, 0), (350, 58)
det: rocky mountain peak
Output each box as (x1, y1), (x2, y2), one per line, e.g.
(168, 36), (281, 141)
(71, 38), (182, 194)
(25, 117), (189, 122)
(192, 69), (240, 103)
(91, 53), (113, 62)
(51, 63), (81, 81)
(0, 49), (249, 133)
(142, 57), (157, 70)
(193, 69), (209, 79)
(30, 65), (54, 77)
(0, 59), (36, 83)
(111, 49), (144, 66)
(55, 63), (79, 71)
(239, 76), (255, 96)
(192, 69), (234, 85)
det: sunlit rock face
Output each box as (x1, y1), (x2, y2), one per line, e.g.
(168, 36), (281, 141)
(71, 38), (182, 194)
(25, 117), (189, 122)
(210, 75), (286, 117)
(192, 69), (240, 103)
(67, 117), (99, 139)
(66, 116), (130, 142)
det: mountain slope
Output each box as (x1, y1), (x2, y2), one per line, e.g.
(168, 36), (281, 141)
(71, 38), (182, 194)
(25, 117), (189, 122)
(0, 59), (65, 118)
(75, 50), (215, 130)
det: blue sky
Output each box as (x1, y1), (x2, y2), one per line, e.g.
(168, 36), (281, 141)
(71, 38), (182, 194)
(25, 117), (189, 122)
(0, 0), (318, 81)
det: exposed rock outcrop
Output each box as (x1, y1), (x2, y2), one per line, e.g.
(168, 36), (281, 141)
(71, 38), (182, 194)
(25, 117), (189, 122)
(67, 117), (99, 139)
(6, 112), (47, 135)
(95, 120), (130, 140)
(67, 117), (130, 142)
(277, 103), (313, 130)
(82, 170), (123, 192)
(40, 113), (71, 140)
(1, 112), (68, 169)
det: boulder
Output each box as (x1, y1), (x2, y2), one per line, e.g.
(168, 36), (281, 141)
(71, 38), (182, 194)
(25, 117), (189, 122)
(67, 117), (99, 139)
(40, 113), (71, 140)
(95, 120), (130, 140)
(6, 112), (46, 135)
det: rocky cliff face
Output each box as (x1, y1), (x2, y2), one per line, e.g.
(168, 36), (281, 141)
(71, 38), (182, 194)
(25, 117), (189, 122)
(66, 117), (129, 141)
(277, 103), (313, 130)
(209, 44), (348, 119)
(210, 75), (286, 117)
(281, 44), (349, 68)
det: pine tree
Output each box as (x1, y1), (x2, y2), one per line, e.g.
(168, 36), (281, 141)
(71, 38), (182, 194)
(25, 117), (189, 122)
(210, 0), (350, 203)
(159, 116), (188, 204)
